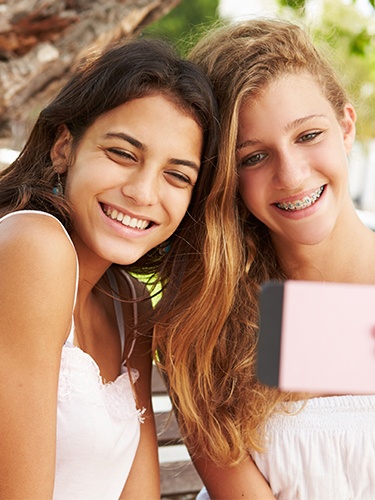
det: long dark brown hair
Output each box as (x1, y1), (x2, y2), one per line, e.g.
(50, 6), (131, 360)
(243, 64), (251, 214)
(0, 37), (220, 287)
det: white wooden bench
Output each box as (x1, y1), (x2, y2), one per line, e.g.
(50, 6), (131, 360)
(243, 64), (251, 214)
(152, 365), (203, 498)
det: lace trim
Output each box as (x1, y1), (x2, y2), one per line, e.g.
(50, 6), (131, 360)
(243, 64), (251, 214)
(59, 344), (143, 421)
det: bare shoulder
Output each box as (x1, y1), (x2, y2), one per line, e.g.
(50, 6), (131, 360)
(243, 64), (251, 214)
(0, 212), (77, 345)
(0, 211), (76, 276)
(0, 210), (71, 245)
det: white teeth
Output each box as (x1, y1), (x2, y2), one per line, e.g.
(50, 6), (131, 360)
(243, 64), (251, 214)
(122, 214), (131, 226)
(276, 186), (324, 211)
(104, 206), (149, 230)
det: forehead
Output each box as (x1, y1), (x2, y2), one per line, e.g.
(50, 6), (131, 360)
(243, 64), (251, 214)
(242, 71), (324, 106)
(238, 72), (332, 127)
(91, 94), (200, 130)
(75, 94), (204, 160)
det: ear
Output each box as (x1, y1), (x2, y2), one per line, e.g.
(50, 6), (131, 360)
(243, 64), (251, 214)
(50, 124), (73, 173)
(341, 103), (356, 154)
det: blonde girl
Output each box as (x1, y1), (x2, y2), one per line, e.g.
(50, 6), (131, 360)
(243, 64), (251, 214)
(155, 19), (375, 499)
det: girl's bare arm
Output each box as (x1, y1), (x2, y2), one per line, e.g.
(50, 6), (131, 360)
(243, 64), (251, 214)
(0, 213), (77, 498)
(193, 452), (276, 500)
(120, 279), (160, 499)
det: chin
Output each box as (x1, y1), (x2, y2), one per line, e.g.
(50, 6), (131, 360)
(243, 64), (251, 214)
(115, 255), (144, 266)
(292, 228), (333, 246)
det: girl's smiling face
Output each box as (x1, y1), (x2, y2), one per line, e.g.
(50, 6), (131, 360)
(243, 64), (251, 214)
(236, 72), (356, 250)
(52, 94), (203, 268)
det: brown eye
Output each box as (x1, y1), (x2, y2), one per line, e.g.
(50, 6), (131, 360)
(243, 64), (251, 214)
(298, 131), (322, 143)
(107, 148), (136, 162)
(165, 170), (193, 187)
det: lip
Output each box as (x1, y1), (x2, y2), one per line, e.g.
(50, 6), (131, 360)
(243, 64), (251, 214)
(100, 202), (157, 232)
(273, 185), (325, 212)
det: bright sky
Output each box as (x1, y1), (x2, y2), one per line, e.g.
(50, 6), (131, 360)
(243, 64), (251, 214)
(218, 0), (374, 20)
(219, 0), (277, 19)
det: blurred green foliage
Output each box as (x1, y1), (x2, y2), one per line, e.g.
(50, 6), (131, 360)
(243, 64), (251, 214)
(279, 0), (306, 12)
(142, 0), (220, 55)
(278, 0), (375, 14)
(145, 0), (374, 141)
(277, 0), (375, 142)
(317, 2), (375, 141)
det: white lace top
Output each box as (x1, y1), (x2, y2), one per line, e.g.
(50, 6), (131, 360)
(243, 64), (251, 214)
(1, 211), (144, 500)
(55, 334), (143, 499)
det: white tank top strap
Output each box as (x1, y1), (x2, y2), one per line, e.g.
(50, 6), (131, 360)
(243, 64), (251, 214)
(107, 269), (138, 362)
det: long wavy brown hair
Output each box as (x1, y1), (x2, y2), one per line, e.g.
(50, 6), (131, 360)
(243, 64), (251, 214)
(0, 37), (220, 300)
(154, 18), (351, 466)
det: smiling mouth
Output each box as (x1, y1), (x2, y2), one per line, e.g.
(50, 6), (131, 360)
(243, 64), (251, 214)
(102, 204), (152, 230)
(275, 186), (324, 211)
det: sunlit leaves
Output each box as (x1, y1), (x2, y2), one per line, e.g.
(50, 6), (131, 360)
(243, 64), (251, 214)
(277, 0), (375, 141)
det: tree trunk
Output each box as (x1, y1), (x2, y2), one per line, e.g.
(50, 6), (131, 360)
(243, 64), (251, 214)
(0, 0), (180, 149)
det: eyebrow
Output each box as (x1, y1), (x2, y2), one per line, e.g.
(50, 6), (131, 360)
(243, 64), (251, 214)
(284, 114), (327, 133)
(104, 132), (146, 151)
(104, 132), (200, 172)
(169, 158), (200, 172)
(237, 138), (260, 150)
(237, 114), (327, 150)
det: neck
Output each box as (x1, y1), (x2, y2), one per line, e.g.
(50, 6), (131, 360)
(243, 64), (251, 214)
(275, 212), (375, 284)
(69, 231), (113, 302)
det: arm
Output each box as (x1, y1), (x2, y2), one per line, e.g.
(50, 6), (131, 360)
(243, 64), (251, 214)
(120, 278), (160, 499)
(193, 453), (275, 500)
(0, 213), (77, 498)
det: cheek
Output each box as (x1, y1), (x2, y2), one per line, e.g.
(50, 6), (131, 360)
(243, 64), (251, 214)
(167, 190), (193, 224)
(238, 172), (259, 212)
(64, 175), (89, 204)
(64, 162), (106, 200)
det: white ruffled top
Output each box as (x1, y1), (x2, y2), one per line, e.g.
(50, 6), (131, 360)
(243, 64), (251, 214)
(55, 332), (143, 500)
(251, 394), (375, 500)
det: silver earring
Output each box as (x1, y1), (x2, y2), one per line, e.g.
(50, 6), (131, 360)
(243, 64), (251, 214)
(52, 173), (63, 196)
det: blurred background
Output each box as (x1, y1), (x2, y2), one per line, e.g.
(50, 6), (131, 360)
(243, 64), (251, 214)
(1, 0), (375, 219)
(145, 0), (375, 219)
(1, 2), (374, 498)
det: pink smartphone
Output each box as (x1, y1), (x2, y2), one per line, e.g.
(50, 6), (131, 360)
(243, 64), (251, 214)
(256, 280), (375, 394)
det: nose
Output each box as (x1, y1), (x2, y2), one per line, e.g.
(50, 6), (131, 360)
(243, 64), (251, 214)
(273, 150), (310, 190)
(121, 166), (159, 206)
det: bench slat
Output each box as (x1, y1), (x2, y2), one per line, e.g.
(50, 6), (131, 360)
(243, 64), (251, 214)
(160, 460), (203, 497)
(152, 363), (203, 497)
